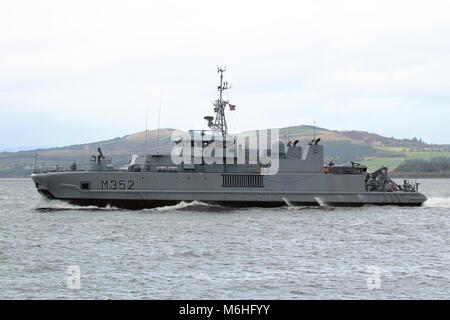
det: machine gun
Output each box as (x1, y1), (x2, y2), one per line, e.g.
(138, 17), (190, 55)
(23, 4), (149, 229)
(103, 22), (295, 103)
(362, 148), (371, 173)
(97, 148), (105, 162)
(90, 148), (114, 171)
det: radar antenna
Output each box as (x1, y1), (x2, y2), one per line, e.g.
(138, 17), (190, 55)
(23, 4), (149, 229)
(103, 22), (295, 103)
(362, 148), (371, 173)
(205, 66), (232, 136)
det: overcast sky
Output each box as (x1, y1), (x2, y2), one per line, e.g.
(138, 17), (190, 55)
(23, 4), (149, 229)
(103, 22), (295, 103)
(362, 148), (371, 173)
(1, 0), (450, 151)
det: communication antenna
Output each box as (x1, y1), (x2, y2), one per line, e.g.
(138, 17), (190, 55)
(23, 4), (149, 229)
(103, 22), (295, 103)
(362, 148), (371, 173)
(288, 118), (291, 143)
(144, 97), (149, 156)
(33, 151), (38, 173)
(205, 66), (232, 136)
(314, 121), (316, 140)
(156, 93), (162, 154)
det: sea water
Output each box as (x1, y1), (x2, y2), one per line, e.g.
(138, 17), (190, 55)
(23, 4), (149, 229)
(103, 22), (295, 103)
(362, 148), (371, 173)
(0, 178), (449, 299)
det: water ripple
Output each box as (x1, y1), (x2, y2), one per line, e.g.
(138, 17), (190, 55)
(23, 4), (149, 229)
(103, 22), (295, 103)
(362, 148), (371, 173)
(0, 178), (449, 299)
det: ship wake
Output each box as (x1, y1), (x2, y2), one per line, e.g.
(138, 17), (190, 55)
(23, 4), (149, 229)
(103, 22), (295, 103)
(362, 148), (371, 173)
(143, 201), (220, 213)
(282, 197), (333, 211)
(423, 197), (450, 208)
(31, 198), (119, 211)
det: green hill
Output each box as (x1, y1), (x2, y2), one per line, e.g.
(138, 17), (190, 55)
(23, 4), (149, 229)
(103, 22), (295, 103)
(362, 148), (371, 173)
(392, 158), (450, 178)
(1, 125), (448, 177)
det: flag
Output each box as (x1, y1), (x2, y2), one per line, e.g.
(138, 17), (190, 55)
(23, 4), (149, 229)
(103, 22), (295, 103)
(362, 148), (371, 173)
(229, 104), (236, 111)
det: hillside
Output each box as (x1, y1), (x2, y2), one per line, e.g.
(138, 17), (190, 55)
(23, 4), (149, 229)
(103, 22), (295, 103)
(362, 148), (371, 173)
(1, 125), (448, 177)
(392, 158), (450, 178)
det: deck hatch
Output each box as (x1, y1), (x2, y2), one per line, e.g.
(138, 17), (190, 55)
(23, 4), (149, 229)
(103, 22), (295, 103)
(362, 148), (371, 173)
(222, 174), (264, 187)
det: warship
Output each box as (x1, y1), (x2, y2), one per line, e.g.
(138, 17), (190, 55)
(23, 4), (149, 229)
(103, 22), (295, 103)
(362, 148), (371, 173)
(32, 67), (427, 209)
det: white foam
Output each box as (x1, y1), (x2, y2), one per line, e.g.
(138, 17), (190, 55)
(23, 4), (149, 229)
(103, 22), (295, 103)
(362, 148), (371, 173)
(282, 197), (293, 207)
(281, 197), (331, 211)
(31, 198), (117, 210)
(144, 201), (210, 212)
(314, 196), (327, 207)
(424, 197), (450, 208)
(282, 197), (306, 210)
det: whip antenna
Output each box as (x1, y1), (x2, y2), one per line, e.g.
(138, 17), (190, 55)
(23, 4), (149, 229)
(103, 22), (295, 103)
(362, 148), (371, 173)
(156, 93), (162, 154)
(144, 97), (149, 156)
(33, 151), (38, 173)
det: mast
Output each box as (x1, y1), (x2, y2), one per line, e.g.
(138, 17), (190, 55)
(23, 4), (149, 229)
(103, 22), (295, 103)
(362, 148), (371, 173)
(206, 66), (231, 136)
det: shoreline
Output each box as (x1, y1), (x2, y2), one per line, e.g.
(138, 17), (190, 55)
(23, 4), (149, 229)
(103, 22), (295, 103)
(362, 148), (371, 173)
(391, 174), (450, 179)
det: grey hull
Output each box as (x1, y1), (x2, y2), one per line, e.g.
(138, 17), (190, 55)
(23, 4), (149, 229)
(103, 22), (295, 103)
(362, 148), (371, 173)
(32, 171), (427, 209)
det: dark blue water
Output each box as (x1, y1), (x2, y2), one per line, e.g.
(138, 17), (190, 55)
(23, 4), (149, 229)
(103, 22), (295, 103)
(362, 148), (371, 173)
(0, 178), (449, 299)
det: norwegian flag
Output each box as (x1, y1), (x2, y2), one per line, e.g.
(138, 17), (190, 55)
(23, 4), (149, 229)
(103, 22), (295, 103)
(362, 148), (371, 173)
(229, 104), (236, 111)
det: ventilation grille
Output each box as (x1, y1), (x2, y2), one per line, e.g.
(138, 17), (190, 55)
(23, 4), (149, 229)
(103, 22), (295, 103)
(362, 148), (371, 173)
(80, 181), (90, 190)
(222, 175), (264, 187)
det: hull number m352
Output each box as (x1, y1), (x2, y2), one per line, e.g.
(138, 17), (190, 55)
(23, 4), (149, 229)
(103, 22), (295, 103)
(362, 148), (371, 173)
(101, 180), (135, 190)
